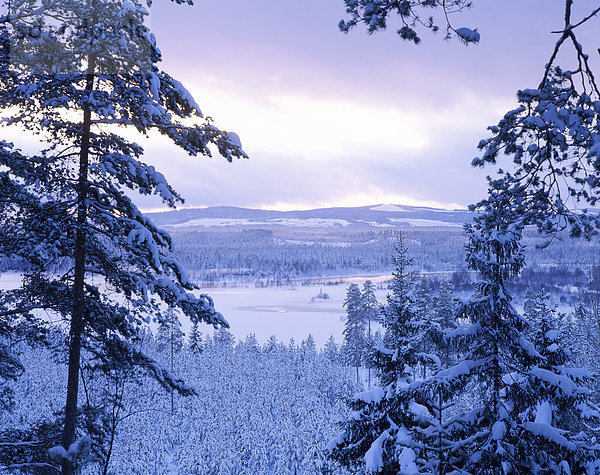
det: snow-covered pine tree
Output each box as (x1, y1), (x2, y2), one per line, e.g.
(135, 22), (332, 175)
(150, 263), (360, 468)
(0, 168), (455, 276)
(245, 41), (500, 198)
(341, 283), (366, 384)
(430, 280), (458, 369)
(431, 281), (457, 329)
(0, 1), (245, 472)
(323, 335), (340, 364)
(188, 320), (203, 354)
(522, 286), (537, 322)
(507, 287), (600, 472)
(419, 187), (600, 473)
(288, 338), (297, 352)
(156, 307), (184, 354)
(438, 190), (533, 472)
(237, 333), (260, 354)
(362, 279), (378, 388)
(413, 279), (432, 319)
(359, 190), (535, 473)
(399, 280), (461, 474)
(263, 335), (282, 354)
(213, 327), (235, 349)
(301, 334), (317, 355)
(362, 279), (378, 335)
(413, 278), (435, 380)
(328, 235), (439, 473)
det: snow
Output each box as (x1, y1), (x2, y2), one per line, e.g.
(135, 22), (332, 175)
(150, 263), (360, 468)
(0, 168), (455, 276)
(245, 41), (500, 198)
(436, 359), (478, 381)
(171, 78), (203, 117)
(456, 27), (480, 43)
(534, 401), (552, 425)
(121, 1), (136, 13)
(326, 431), (347, 452)
(370, 204), (408, 212)
(48, 445), (68, 462)
(520, 88), (542, 99)
(148, 72), (161, 101)
(408, 401), (429, 419)
(0, 272), (22, 289)
(271, 218), (350, 227)
(165, 446), (178, 474)
(561, 367), (593, 379)
(49, 436), (92, 463)
(559, 461), (572, 475)
(364, 430), (390, 471)
(388, 218), (461, 228)
(546, 329), (561, 340)
(530, 368), (578, 396)
(227, 131), (242, 149)
(397, 447), (419, 474)
(275, 238), (352, 247)
(523, 422), (574, 450)
(546, 343), (559, 352)
(120, 0), (148, 16)
(491, 420), (506, 440)
(356, 220), (395, 228)
(355, 387), (385, 404)
(0, 272), (388, 351)
(519, 336), (543, 359)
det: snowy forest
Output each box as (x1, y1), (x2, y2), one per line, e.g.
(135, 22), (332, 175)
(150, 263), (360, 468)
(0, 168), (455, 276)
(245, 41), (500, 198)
(167, 226), (600, 297)
(2, 0), (600, 474)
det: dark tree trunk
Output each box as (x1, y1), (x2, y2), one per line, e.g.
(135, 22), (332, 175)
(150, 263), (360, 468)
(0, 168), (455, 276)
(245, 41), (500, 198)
(62, 62), (95, 475)
(367, 314), (371, 389)
(170, 325), (175, 415)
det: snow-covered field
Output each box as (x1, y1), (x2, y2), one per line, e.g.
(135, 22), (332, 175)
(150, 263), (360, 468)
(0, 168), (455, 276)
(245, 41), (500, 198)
(165, 217), (353, 228)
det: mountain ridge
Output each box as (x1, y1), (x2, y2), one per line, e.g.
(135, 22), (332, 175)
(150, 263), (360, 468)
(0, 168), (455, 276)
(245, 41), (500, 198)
(146, 204), (472, 229)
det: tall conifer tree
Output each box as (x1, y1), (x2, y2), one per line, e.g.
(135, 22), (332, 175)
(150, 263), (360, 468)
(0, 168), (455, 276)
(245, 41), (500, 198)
(341, 283), (365, 384)
(424, 191), (600, 473)
(329, 236), (439, 472)
(0, 1), (245, 472)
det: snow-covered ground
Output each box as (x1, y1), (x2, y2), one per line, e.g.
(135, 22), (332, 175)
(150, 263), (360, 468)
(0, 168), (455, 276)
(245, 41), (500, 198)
(0, 271), (21, 289)
(389, 217), (462, 227)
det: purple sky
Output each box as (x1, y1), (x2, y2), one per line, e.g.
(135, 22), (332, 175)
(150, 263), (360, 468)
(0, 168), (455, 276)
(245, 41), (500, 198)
(138, 0), (599, 211)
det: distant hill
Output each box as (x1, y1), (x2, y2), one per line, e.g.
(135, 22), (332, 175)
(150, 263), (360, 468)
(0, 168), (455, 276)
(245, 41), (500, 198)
(146, 204), (471, 229)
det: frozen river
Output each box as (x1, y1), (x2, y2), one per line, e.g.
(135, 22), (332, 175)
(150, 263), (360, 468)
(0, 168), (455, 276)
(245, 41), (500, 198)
(201, 282), (388, 348)
(0, 272), (388, 348)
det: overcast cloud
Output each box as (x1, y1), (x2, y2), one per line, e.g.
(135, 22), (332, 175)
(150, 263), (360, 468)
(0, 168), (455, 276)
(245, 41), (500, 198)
(132, 1), (599, 210)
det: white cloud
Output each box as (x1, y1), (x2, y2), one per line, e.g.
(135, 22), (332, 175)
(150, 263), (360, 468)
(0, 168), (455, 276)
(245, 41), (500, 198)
(263, 193), (464, 212)
(185, 77), (512, 163)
